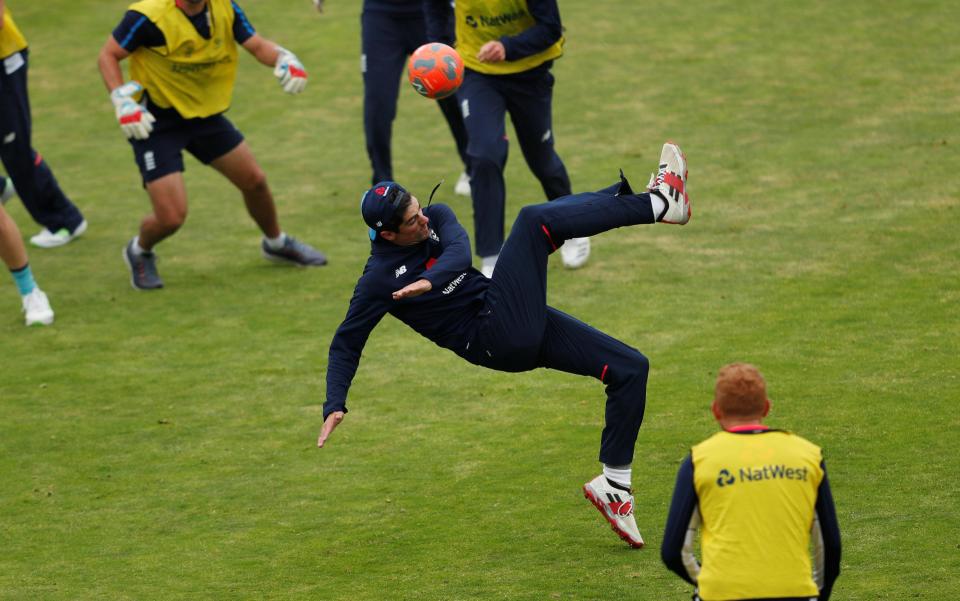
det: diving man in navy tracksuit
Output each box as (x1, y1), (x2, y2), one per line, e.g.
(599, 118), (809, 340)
(319, 142), (693, 548)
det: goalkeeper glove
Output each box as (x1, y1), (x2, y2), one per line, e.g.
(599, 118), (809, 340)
(313, 0), (324, 12)
(273, 47), (308, 95)
(110, 81), (155, 140)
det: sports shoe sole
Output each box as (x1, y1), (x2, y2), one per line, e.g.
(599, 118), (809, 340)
(583, 483), (645, 549)
(261, 248), (311, 267)
(30, 219), (88, 248)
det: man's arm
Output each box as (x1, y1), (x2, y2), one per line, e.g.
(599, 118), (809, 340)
(0, 0), (6, 30)
(320, 285), (390, 446)
(814, 463), (842, 601)
(499, 0), (563, 61)
(240, 33), (281, 68)
(661, 455), (700, 586)
(98, 36), (131, 93)
(419, 204), (472, 288)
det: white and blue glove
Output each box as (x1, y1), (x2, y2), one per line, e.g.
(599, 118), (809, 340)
(273, 47), (308, 95)
(110, 81), (155, 140)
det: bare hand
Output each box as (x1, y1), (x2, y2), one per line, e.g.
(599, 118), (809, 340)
(477, 41), (506, 63)
(392, 278), (432, 300)
(317, 411), (344, 448)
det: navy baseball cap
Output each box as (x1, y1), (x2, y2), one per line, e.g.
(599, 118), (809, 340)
(360, 181), (409, 240)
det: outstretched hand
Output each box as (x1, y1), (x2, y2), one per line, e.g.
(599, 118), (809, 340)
(392, 278), (432, 300)
(477, 41), (506, 63)
(317, 411), (344, 448)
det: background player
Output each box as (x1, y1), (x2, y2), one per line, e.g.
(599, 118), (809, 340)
(97, 0), (327, 290)
(424, 0), (588, 276)
(661, 363), (842, 600)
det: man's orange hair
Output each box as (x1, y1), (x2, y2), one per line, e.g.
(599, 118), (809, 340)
(714, 363), (768, 418)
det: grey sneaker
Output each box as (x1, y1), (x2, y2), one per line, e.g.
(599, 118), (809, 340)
(261, 235), (328, 266)
(123, 238), (163, 290)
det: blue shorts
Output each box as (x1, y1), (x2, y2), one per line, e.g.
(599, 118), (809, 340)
(129, 102), (244, 184)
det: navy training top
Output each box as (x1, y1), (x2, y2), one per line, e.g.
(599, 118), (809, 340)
(325, 204), (489, 419)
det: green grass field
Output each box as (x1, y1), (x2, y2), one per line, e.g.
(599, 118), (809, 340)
(2, 1), (958, 599)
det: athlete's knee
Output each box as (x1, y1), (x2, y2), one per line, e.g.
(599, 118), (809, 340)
(154, 203), (187, 231)
(608, 351), (649, 387)
(237, 168), (268, 195)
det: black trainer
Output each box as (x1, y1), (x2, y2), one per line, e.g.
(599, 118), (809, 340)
(261, 235), (328, 266)
(123, 238), (164, 290)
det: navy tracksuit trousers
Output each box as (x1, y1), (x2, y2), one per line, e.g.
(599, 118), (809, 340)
(458, 65), (571, 258)
(361, 10), (470, 184)
(0, 50), (84, 233)
(466, 176), (655, 465)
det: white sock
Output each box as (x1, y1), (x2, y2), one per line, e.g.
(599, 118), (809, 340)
(131, 236), (149, 256)
(649, 195), (666, 221)
(265, 232), (287, 250)
(481, 254), (498, 271)
(603, 464), (632, 490)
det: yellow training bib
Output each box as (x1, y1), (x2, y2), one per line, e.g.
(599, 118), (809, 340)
(454, 0), (562, 75)
(128, 0), (239, 118)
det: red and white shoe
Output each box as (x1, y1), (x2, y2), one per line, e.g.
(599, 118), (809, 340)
(647, 141), (690, 225)
(583, 474), (644, 548)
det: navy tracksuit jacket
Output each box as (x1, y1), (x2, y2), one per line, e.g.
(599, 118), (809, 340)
(326, 176), (658, 465)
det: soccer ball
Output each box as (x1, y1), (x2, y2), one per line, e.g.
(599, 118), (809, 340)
(407, 43), (464, 99)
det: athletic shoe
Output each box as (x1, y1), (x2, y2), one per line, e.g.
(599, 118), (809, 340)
(261, 235), (328, 266)
(583, 474), (644, 548)
(560, 237), (591, 269)
(123, 238), (163, 290)
(0, 177), (15, 205)
(648, 141), (690, 225)
(22, 287), (54, 326)
(30, 219), (88, 248)
(454, 171), (471, 196)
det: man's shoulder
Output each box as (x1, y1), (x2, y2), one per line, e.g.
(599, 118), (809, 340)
(425, 203), (459, 225)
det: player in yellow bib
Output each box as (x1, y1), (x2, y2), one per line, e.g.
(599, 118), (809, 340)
(424, 0), (589, 276)
(98, 0), (327, 290)
(661, 363), (841, 601)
